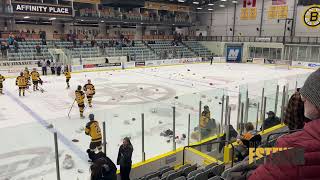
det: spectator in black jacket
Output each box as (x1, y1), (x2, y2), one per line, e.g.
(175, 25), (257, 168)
(260, 111), (281, 130)
(117, 137), (133, 180)
(88, 150), (117, 180)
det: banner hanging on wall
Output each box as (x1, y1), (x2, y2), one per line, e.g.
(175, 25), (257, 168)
(240, 0), (257, 20)
(268, 4), (288, 19)
(12, 3), (73, 16)
(303, 6), (320, 28)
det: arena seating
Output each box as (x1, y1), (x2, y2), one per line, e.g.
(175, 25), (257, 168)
(184, 41), (212, 58)
(134, 163), (224, 180)
(148, 41), (197, 59)
(1, 39), (212, 61)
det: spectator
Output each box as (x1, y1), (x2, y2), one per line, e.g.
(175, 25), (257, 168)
(7, 33), (14, 45)
(36, 45), (41, 55)
(13, 40), (19, 53)
(88, 150), (117, 180)
(218, 125), (238, 153)
(41, 59), (47, 76)
(249, 68), (320, 180)
(1, 41), (8, 57)
(260, 111), (281, 130)
(284, 89), (311, 131)
(117, 137), (133, 180)
(235, 122), (258, 161)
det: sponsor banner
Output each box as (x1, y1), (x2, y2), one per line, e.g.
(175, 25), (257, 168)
(96, 63), (121, 67)
(243, 0), (256, 8)
(83, 64), (96, 69)
(123, 62), (135, 68)
(226, 47), (242, 62)
(292, 61), (320, 68)
(272, 0), (286, 5)
(145, 61), (157, 66)
(0, 60), (39, 67)
(71, 65), (83, 72)
(0, 67), (41, 76)
(12, 3), (72, 16)
(135, 61), (145, 67)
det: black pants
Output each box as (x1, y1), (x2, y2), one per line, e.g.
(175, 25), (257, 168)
(120, 165), (131, 180)
(51, 67), (55, 74)
(57, 67), (61, 76)
(42, 67), (47, 75)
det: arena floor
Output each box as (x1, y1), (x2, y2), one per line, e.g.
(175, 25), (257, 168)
(0, 63), (312, 180)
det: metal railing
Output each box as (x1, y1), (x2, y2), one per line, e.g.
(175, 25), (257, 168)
(187, 36), (320, 44)
(182, 140), (235, 167)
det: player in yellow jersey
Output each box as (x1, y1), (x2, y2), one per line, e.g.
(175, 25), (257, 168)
(64, 67), (71, 89)
(23, 67), (30, 89)
(16, 72), (27, 96)
(0, 74), (5, 94)
(30, 68), (40, 91)
(75, 85), (85, 118)
(83, 79), (96, 108)
(85, 114), (102, 152)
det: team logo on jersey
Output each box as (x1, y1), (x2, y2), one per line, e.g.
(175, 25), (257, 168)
(303, 6), (320, 27)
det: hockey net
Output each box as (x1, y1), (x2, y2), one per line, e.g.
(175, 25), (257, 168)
(265, 59), (292, 70)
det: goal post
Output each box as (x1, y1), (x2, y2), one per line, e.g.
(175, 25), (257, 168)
(265, 59), (292, 70)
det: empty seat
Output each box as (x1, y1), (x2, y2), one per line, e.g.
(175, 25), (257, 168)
(174, 177), (186, 180)
(161, 170), (175, 179)
(208, 176), (222, 180)
(194, 172), (207, 180)
(182, 165), (197, 177)
(187, 169), (203, 179)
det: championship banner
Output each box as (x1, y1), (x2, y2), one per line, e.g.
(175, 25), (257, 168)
(268, 6), (288, 19)
(144, 2), (190, 12)
(12, 3), (72, 16)
(240, 0), (257, 20)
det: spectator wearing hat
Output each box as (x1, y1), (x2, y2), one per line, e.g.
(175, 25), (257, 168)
(88, 150), (117, 180)
(260, 111), (281, 131)
(249, 68), (320, 180)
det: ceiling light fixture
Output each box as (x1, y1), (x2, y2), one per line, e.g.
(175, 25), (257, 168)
(24, 16), (30, 19)
(49, 17), (56, 20)
(208, 8), (213, 10)
(219, 4), (225, 7)
(193, 1), (200, 4)
(197, 7), (202, 10)
(232, 0), (238, 3)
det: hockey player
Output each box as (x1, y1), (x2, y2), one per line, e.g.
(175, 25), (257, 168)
(16, 72), (27, 96)
(0, 74), (5, 94)
(84, 79), (95, 108)
(64, 67), (71, 89)
(30, 68), (40, 91)
(85, 114), (102, 153)
(23, 67), (30, 89)
(75, 85), (85, 118)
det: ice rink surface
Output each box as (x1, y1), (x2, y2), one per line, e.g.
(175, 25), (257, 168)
(0, 63), (313, 180)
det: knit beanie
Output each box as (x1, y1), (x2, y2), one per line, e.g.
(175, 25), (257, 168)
(300, 69), (320, 109)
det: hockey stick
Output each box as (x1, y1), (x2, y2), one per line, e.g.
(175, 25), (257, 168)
(68, 99), (76, 119)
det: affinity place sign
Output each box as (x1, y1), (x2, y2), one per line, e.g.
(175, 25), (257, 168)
(12, 3), (72, 16)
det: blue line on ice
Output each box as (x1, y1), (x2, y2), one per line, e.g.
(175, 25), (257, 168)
(5, 90), (88, 162)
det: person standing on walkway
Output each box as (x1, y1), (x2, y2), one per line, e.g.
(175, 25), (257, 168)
(117, 137), (133, 180)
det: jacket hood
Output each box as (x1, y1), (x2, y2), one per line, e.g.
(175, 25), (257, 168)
(304, 119), (320, 142)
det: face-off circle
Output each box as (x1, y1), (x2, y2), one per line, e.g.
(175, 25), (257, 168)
(70, 83), (176, 105)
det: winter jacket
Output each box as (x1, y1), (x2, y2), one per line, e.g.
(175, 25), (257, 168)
(260, 117), (281, 131)
(249, 119), (320, 180)
(117, 144), (133, 167)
